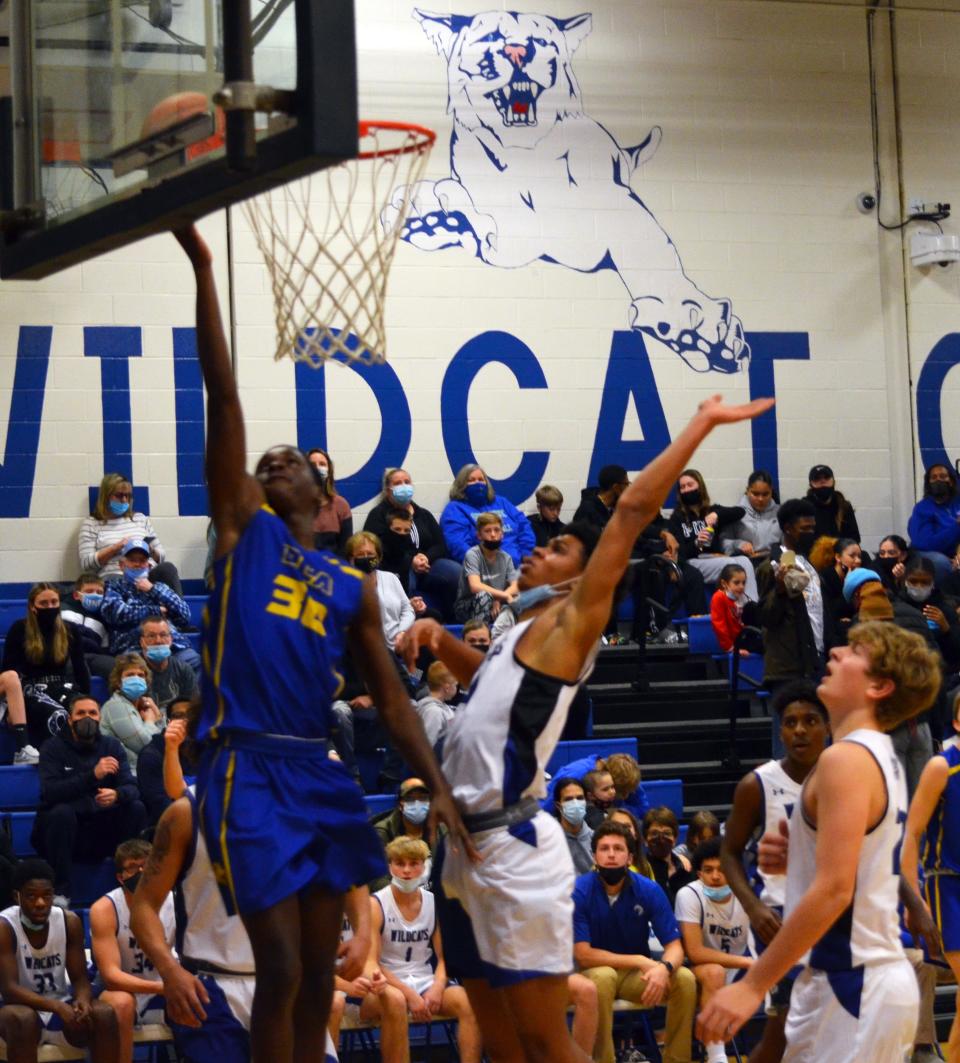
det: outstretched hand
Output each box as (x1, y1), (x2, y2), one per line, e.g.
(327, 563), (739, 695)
(174, 225), (213, 269)
(697, 395), (775, 426)
(396, 618), (444, 671)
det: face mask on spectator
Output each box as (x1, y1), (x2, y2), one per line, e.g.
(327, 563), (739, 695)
(144, 645), (171, 663)
(794, 531), (817, 556)
(391, 484), (414, 505)
(875, 557), (896, 576)
(906, 583), (933, 603)
(315, 466), (328, 481)
(559, 798), (587, 827)
(108, 499), (129, 516)
(353, 556), (378, 574)
(724, 589), (741, 602)
(74, 717), (99, 744)
(34, 607), (58, 633)
(930, 481), (951, 500)
(679, 488), (701, 508)
(124, 567), (150, 582)
(810, 486), (833, 503)
(465, 482), (488, 506)
(596, 864), (628, 885)
(402, 800), (430, 825)
(81, 593), (103, 611)
(702, 884), (732, 902)
(645, 834), (674, 859)
(391, 873), (425, 893)
(121, 676), (148, 700)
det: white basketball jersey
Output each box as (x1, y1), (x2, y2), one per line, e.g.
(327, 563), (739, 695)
(442, 618), (597, 814)
(674, 880), (751, 957)
(750, 760), (802, 908)
(374, 885), (435, 987)
(106, 886), (175, 983)
(177, 790), (254, 973)
(785, 729), (907, 971)
(0, 905), (71, 1002)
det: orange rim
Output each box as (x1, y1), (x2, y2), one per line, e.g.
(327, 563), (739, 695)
(358, 120), (436, 159)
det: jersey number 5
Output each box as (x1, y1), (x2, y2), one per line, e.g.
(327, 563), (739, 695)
(266, 575), (328, 636)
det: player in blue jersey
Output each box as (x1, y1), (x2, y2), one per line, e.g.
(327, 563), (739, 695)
(902, 692), (960, 1061)
(174, 225), (473, 1063)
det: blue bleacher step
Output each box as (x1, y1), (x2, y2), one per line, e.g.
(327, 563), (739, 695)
(0, 765), (39, 808)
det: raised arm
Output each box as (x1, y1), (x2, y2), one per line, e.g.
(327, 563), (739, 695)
(174, 226), (263, 559)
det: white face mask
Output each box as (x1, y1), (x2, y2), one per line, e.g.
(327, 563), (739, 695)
(391, 874), (424, 894)
(906, 583), (933, 603)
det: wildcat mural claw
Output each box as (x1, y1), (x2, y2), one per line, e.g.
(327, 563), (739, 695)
(386, 8), (750, 373)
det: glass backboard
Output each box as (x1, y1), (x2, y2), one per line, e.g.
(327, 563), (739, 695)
(0, 0), (357, 279)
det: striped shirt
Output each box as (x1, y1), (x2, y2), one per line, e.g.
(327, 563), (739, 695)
(78, 513), (164, 579)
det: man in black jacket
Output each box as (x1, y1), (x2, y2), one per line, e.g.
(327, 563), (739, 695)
(32, 693), (147, 904)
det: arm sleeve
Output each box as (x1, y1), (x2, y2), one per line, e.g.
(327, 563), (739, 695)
(440, 503), (476, 563)
(363, 503), (389, 538)
(462, 547), (481, 578)
(77, 517), (101, 573)
(100, 585), (140, 626)
(397, 588), (415, 633)
(908, 502), (960, 554)
(504, 554), (518, 583)
(841, 503), (861, 543)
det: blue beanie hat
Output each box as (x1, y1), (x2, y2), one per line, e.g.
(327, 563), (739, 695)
(843, 568), (881, 603)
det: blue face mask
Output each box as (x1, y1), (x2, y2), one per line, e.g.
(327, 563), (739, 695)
(121, 676), (148, 700)
(513, 577), (577, 616)
(560, 798), (587, 828)
(391, 484), (415, 505)
(702, 884), (732, 902)
(465, 482), (488, 506)
(108, 499), (130, 516)
(81, 593), (103, 611)
(144, 644), (171, 663)
(124, 567), (149, 582)
(402, 800), (430, 825)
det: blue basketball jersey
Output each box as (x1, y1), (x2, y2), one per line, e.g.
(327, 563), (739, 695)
(922, 745), (960, 877)
(198, 506), (364, 742)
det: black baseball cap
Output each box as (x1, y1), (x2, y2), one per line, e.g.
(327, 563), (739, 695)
(808, 465), (833, 482)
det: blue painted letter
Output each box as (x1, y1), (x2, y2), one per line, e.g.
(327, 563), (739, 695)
(172, 328), (207, 516)
(916, 333), (960, 471)
(0, 327), (53, 518)
(745, 332), (810, 488)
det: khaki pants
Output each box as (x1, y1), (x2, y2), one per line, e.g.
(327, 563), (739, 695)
(582, 964), (697, 1063)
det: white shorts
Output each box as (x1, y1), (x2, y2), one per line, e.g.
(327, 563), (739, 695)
(437, 810), (575, 987)
(134, 989), (166, 1026)
(783, 961), (918, 1063)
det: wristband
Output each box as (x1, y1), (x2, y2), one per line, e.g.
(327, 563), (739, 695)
(659, 959), (674, 975)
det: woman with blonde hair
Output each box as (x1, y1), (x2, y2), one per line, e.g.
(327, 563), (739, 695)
(78, 473), (181, 592)
(0, 583), (89, 749)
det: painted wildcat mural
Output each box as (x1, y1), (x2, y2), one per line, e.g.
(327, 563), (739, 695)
(384, 9), (749, 373)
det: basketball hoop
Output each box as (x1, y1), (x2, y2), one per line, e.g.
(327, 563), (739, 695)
(242, 120), (435, 368)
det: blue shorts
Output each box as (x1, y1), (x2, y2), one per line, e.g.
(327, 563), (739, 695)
(197, 731), (386, 916)
(167, 975), (250, 1063)
(925, 873), (960, 953)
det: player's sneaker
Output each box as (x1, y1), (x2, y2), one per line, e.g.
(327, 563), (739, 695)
(13, 745), (39, 765)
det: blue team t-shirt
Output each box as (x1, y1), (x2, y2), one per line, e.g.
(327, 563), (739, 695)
(198, 506), (365, 742)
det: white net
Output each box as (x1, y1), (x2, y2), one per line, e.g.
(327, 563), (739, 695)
(242, 122), (435, 367)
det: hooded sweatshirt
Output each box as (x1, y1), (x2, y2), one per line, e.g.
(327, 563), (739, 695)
(721, 494), (782, 556)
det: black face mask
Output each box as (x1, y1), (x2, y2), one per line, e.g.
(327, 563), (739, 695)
(875, 556), (897, 575)
(73, 717), (99, 745)
(353, 557), (378, 573)
(645, 836), (674, 860)
(679, 489), (701, 508)
(794, 531), (817, 556)
(122, 872), (142, 894)
(810, 486), (833, 504)
(34, 608), (58, 634)
(930, 482), (951, 501)
(596, 864), (628, 886)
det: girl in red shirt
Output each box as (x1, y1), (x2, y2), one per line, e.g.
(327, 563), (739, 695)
(710, 563), (753, 654)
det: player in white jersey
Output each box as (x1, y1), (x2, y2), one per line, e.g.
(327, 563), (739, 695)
(720, 679), (829, 1063)
(676, 837), (753, 1063)
(129, 788), (347, 1063)
(364, 837), (480, 1063)
(0, 858), (119, 1061)
(400, 395), (773, 1062)
(91, 839), (176, 1063)
(700, 621), (942, 1063)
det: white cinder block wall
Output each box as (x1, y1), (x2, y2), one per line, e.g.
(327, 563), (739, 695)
(0, 0), (958, 591)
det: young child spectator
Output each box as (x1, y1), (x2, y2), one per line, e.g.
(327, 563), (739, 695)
(90, 839), (175, 1063)
(415, 662), (457, 748)
(0, 859), (119, 1060)
(528, 484), (565, 547)
(553, 776), (595, 874)
(710, 563), (762, 655)
(365, 837), (482, 1063)
(583, 767), (617, 828)
(2, 582), (91, 751)
(101, 541), (199, 677)
(604, 752), (650, 823)
(379, 511), (418, 590)
(675, 810), (721, 862)
(453, 512), (518, 624)
(99, 653), (164, 773)
(675, 838), (753, 1063)
(643, 806), (696, 903)
(61, 574), (114, 681)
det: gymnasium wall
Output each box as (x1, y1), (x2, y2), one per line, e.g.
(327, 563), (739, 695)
(0, 0), (958, 591)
